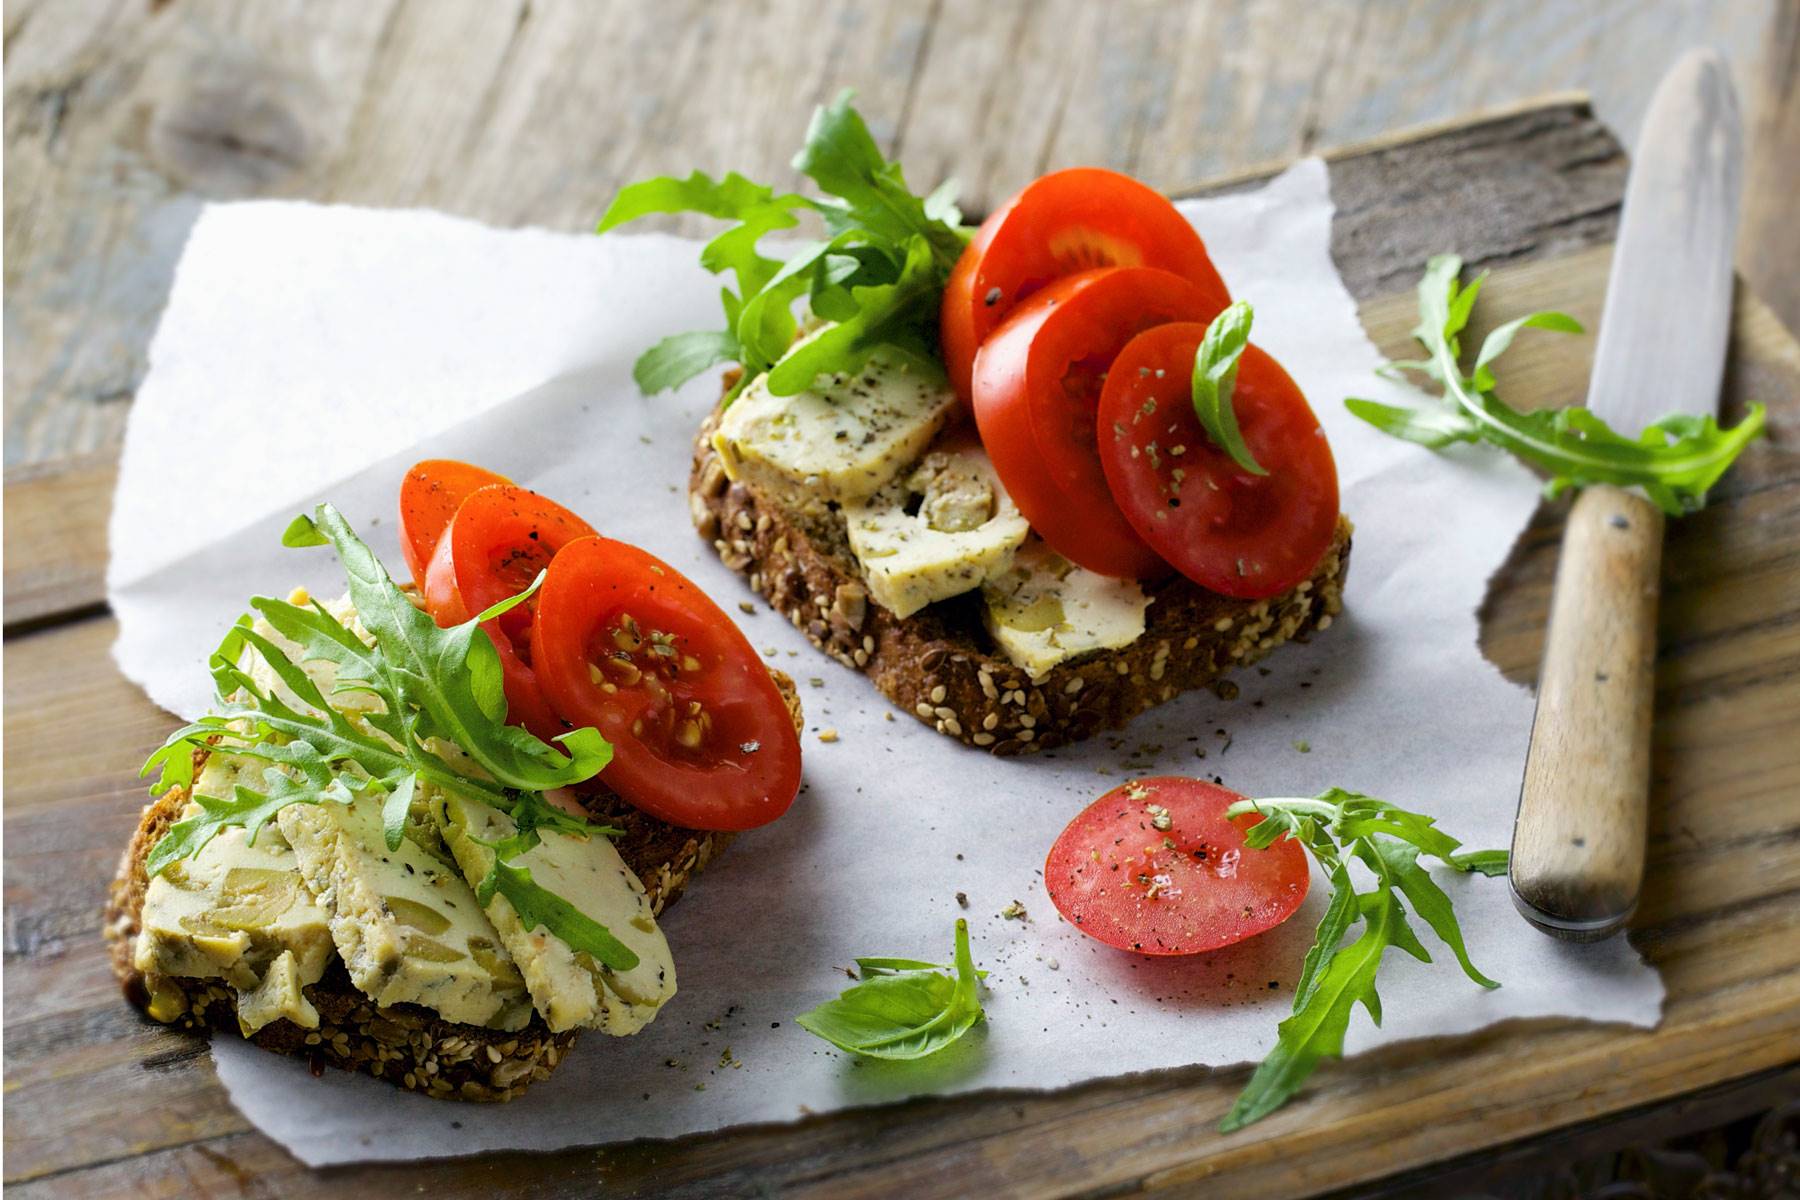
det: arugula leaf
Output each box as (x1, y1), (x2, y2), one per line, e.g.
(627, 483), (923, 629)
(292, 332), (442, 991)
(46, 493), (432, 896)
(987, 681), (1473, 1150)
(1348, 254), (1765, 515)
(297, 507), (611, 793)
(797, 919), (985, 1060)
(1191, 301), (1266, 475)
(601, 90), (968, 399)
(476, 857), (639, 972)
(1218, 789), (1506, 1132)
(143, 506), (645, 981)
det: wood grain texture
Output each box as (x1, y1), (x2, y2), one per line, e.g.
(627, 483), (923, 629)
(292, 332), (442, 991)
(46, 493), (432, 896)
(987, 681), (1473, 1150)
(4, 0), (1790, 468)
(5, 233), (1798, 1199)
(1512, 484), (1663, 938)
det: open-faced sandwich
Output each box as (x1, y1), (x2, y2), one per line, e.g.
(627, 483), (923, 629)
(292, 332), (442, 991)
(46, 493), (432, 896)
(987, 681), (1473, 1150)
(605, 95), (1348, 755)
(105, 462), (804, 1100)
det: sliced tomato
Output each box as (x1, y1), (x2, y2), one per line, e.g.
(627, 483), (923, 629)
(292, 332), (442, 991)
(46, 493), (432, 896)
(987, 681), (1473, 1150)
(970, 267), (1224, 578)
(1097, 324), (1338, 599)
(531, 536), (801, 832)
(942, 168), (1230, 403)
(1045, 777), (1309, 955)
(398, 460), (512, 588)
(421, 483), (597, 744)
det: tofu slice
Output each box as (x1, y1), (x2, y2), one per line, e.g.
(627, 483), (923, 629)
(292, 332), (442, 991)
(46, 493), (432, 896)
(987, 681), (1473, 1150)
(435, 793), (677, 1036)
(713, 339), (959, 507)
(279, 792), (535, 1031)
(982, 539), (1152, 680)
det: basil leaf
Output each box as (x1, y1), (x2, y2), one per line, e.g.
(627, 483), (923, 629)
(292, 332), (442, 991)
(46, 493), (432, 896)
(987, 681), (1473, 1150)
(797, 919), (985, 1060)
(1191, 300), (1267, 475)
(1349, 253), (1765, 515)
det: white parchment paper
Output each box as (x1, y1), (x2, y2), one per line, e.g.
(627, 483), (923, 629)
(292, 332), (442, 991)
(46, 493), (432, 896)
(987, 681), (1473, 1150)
(108, 160), (1662, 1166)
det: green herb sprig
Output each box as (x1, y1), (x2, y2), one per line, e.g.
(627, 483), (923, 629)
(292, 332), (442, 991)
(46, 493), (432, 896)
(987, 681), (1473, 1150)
(599, 91), (968, 400)
(1218, 788), (1508, 1132)
(796, 919), (986, 1060)
(141, 504), (636, 969)
(1191, 300), (1266, 475)
(1347, 254), (1764, 516)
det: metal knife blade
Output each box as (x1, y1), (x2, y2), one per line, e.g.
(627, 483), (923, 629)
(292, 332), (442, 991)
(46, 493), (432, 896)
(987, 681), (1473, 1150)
(1586, 48), (1743, 429)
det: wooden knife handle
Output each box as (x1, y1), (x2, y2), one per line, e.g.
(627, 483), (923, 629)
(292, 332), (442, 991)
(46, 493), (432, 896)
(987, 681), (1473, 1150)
(1510, 484), (1663, 941)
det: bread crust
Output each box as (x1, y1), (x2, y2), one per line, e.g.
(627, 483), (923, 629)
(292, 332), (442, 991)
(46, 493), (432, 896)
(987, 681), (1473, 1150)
(104, 671), (804, 1100)
(690, 403), (1350, 753)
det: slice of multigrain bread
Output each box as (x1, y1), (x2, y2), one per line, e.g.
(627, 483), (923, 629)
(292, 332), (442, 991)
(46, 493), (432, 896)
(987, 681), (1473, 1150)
(690, 400), (1350, 755)
(103, 671), (804, 1101)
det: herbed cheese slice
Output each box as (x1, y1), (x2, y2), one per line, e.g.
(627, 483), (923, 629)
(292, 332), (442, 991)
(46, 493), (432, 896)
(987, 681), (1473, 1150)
(279, 792), (535, 1031)
(435, 793), (677, 1036)
(135, 754), (335, 1020)
(982, 539), (1151, 680)
(712, 341), (958, 506)
(845, 433), (1030, 617)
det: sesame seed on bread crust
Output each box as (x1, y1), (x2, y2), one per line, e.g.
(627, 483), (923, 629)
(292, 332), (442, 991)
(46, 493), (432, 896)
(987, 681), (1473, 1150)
(689, 397), (1350, 754)
(104, 670), (805, 1101)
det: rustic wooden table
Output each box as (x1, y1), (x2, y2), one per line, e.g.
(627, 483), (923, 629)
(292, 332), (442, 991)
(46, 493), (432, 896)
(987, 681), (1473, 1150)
(6, 5), (1800, 1198)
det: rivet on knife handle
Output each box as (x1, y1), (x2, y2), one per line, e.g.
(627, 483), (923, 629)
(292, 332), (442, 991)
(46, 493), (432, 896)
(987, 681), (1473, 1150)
(1511, 484), (1662, 941)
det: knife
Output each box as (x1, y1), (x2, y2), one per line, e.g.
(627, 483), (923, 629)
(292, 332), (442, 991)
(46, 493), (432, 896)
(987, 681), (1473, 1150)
(1509, 48), (1743, 942)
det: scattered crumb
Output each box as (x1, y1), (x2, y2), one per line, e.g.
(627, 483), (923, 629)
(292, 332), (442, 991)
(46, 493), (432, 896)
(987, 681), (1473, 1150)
(809, 677), (825, 688)
(1293, 739), (1311, 753)
(762, 646), (778, 657)
(883, 710), (895, 721)
(1046, 958), (1060, 971)
(955, 891), (969, 908)
(695, 1083), (707, 1092)
(1000, 899), (1028, 921)
(817, 728), (839, 743)
(739, 602), (756, 615)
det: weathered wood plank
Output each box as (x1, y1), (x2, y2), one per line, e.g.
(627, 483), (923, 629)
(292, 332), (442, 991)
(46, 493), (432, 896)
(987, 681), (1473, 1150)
(4, 0), (1788, 468)
(2, 453), (116, 629)
(5, 247), (1796, 1196)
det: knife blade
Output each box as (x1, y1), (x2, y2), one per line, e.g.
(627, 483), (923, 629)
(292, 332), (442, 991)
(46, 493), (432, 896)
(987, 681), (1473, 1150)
(1587, 48), (1743, 428)
(1509, 48), (1743, 942)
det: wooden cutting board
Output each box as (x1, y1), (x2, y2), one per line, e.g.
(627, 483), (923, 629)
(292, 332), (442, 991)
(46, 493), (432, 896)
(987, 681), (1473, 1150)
(4, 98), (1797, 1199)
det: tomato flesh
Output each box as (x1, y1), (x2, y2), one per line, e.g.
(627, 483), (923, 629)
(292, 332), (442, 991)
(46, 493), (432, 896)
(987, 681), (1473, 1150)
(942, 168), (1231, 403)
(971, 267), (1224, 578)
(1098, 324), (1339, 599)
(1046, 777), (1309, 955)
(398, 460), (512, 589)
(421, 483), (597, 744)
(532, 536), (801, 832)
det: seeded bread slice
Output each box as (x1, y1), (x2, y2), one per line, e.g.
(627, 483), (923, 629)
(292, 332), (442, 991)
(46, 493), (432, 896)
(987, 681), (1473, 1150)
(104, 670), (804, 1101)
(691, 402), (1349, 754)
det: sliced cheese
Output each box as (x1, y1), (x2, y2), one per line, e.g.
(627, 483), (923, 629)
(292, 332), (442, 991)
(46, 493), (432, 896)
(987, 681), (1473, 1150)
(279, 792), (535, 1031)
(135, 752), (335, 1001)
(982, 539), (1151, 680)
(844, 433), (1029, 617)
(713, 339), (958, 506)
(435, 793), (677, 1036)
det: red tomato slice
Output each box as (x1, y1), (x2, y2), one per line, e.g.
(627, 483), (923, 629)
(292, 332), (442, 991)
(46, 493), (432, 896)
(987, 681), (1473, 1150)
(1045, 777), (1309, 955)
(970, 267), (1225, 578)
(531, 536), (802, 832)
(1097, 324), (1339, 599)
(421, 483), (597, 744)
(942, 168), (1230, 403)
(398, 460), (512, 589)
